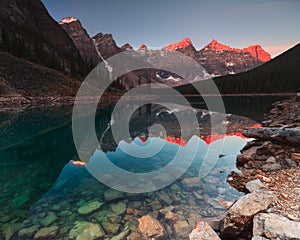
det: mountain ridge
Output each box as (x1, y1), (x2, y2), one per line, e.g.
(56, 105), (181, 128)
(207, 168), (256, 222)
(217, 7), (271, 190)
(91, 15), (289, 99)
(58, 16), (271, 78)
(176, 43), (300, 95)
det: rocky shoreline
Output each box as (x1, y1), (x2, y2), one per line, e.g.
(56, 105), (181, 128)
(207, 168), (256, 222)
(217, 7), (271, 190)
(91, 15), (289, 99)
(0, 97), (75, 110)
(223, 97), (300, 240)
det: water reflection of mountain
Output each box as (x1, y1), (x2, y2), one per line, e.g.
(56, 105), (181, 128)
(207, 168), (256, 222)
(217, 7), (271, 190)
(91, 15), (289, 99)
(99, 103), (257, 152)
(0, 100), (262, 236)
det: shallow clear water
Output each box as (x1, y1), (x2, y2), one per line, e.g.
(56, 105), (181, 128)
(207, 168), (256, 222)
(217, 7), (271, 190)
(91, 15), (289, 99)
(0, 96), (287, 240)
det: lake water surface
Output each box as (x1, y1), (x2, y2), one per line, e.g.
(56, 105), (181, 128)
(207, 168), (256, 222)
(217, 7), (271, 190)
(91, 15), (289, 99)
(0, 95), (288, 240)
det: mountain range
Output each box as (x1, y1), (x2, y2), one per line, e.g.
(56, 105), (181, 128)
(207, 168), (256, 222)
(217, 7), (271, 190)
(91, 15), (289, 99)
(60, 16), (271, 78)
(176, 43), (300, 95)
(0, 0), (298, 100)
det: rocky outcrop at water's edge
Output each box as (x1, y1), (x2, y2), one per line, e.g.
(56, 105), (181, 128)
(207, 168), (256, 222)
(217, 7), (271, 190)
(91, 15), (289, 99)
(221, 95), (300, 239)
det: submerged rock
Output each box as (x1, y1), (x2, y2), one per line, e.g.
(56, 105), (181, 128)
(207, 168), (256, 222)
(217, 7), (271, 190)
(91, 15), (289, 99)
(189, 222), (221, 240)
(102, 221), (120, 234)
(77, 201), (103, 215)
(111, 201), (127, 215)
(165, 211), (178, 222)
(2, 222), (22, 240)
(104, 189), (125, 201)
(34, 226), (59, 239)
(40, 211), (57, 226)
(220, 190), (276, 238)
(253, 213), (300, 240)
(69, 221), (105, 240)
(182, 177), (201, 189)
(18, 225), (39, 238)
(173, 220), (192, 239)
(110, 229), (130, 240)
(138, 215), (165, 238)
(159, 206), (175, 215)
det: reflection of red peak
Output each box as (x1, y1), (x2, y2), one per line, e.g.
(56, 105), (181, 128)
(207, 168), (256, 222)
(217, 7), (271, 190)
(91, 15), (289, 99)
(165, 136), (187, 146)
(166, 38), (193, 50)
(207, 39), (271, 62)
(139, 43), (147, 50)
(138, 123), (262, 146)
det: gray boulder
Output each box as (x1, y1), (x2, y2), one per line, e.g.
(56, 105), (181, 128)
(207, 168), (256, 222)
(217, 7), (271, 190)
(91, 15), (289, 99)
(220, 190), (276, 238)
(253, 213), (300, 240)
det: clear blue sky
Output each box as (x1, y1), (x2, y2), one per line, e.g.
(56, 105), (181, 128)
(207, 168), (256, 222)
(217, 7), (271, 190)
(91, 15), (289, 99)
(42, 0), (300, 57)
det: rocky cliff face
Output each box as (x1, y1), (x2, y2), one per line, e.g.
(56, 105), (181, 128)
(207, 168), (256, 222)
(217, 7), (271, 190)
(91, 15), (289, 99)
(93, 33), (121, 59)
(165, 38), (199, 61)
(59, 17), (99, 66)
(0, 0), (89, 77)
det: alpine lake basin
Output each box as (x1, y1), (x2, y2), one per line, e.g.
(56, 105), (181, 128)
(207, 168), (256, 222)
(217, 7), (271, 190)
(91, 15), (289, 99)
(0, 95), (288, 240)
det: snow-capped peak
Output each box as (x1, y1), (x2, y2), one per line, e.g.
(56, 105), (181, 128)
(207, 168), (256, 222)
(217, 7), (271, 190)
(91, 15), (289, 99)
(59, 17), (78, 24)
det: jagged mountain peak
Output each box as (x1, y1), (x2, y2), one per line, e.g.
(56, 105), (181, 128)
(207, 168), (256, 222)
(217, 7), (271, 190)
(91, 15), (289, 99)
(207, 39), (234, 51)
(206, 39), (271, 62)
(92, 32), (121, 59)
(121, 43), (133, 51)
(242, 44), (271, 62)
(59, 16), (78, 24)
(165, 37), (193, 50)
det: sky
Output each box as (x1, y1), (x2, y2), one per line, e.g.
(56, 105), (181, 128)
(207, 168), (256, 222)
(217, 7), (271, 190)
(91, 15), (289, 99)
(42, 0), (300, 57)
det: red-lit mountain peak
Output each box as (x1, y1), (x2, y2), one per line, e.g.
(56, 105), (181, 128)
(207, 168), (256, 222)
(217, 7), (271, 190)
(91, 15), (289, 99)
(242, 44), (271, 62)
(59, 17), (78, 24)
(166, 38), (193, 50)
(206, 39), (271, 62)
(207, 39), (235, 52)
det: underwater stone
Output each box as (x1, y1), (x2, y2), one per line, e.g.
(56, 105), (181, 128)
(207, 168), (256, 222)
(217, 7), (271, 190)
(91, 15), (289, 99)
(104, 189), (125, 201)
(18, 225), (39, 238)
(138, 215), (165, 238)
(40, 212), (57, 227)
(2, 222), (22, 240)
(34, 226), (59, 239)
(111, 201), (127, 215)
(59, 210), (73, 217)
(182, 177), (200, 189)
(78, 201), (103, 215)
(102, 221), (120, 234)
(110, 229), (130, 240)
(69, 221), (105, 240)
(173, 220), (192, 239)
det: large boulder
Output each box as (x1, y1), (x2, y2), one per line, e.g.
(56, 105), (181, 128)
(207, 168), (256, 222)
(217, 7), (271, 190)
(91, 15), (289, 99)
(253, 213), (300, 240)
(220, 190), (276, 238)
